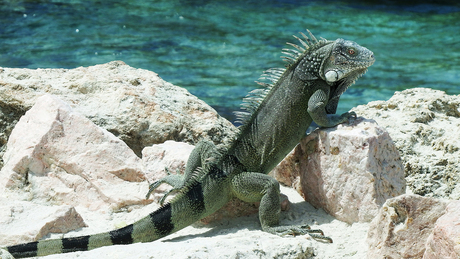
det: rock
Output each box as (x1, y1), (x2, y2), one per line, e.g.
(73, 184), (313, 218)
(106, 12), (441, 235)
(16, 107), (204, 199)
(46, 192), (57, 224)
(367, 194), (447, 259)
(423, 200), (460, 259)
(0, 61), (237, 167)
(0, 200), (86, 246)
(0, 95), (27, 171)
(352, 88), (460, 199)
(271, 118), (405, 223)
(0, 248), (14, 259)
(0, 94), (149, 212)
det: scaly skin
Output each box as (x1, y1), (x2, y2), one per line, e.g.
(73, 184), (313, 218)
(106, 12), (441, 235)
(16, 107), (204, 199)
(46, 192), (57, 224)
(3, 30), (374, 258)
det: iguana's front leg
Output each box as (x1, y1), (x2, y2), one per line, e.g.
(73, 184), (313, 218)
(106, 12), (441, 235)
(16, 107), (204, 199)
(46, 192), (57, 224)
(308, 89), (356, 127)
(146, 140), (219, 204)
(231, 172), (332, 243)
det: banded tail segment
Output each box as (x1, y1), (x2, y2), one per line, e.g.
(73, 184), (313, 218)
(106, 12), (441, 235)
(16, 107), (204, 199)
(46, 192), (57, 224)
(6, 181), (209, 258)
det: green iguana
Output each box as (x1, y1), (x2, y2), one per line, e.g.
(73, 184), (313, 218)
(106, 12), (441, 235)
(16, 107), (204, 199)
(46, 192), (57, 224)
(3, 30), (374, 258)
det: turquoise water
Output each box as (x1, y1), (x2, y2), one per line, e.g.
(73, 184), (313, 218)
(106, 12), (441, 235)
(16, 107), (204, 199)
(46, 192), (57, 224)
(1, 0), (459, 122)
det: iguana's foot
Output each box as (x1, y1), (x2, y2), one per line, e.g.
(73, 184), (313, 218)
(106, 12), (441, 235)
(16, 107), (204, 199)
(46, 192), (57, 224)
(146, 168), (184, 205)
(264, 225), (333, 243)
(340, 111), (357, 123)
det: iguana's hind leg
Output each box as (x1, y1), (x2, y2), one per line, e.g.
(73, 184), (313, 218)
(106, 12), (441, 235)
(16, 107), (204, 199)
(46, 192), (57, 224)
(231, 172), (333, 243)
(146, 140), (219, 204)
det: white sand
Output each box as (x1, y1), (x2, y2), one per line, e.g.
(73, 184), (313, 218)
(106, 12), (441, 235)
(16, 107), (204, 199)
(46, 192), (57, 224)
(36, 186), (369, 259)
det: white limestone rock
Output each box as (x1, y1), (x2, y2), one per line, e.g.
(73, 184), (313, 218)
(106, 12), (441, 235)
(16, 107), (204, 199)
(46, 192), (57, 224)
(0, 94), (149, 212)
(352, 88), (460, 199)
(0, 248), (14, 259)
(0, 199), (86, 246)
(271, 118), (405, 223)
(0, 61), (236, 164)
(367, 194), (447, 259)
(423, 200), (460, 259)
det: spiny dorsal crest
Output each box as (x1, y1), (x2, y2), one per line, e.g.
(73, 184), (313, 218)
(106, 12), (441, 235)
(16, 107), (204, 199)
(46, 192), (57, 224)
(281, 30), (326, 64)
(234, 30), (327, 126)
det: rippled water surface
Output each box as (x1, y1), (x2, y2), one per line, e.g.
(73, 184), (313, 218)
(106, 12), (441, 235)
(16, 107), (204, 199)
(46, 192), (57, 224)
(1, 0), (459, 121)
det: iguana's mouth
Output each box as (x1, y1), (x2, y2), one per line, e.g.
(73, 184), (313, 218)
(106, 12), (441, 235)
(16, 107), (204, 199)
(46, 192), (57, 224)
(347, 48), (375, 68)
(325, 64), (371, 83)
(351, 56), (375, 68)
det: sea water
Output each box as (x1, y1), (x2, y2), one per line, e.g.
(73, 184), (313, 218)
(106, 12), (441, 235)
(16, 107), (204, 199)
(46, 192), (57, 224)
(1, 0), (459, 122)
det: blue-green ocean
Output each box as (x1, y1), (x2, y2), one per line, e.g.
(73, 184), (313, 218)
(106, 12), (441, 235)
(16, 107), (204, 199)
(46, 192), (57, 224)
(1, 0), (459, 122)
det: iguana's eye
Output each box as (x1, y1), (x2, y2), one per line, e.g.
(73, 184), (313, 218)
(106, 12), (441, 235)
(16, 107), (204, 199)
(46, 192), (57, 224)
(348, 48), (356, 55)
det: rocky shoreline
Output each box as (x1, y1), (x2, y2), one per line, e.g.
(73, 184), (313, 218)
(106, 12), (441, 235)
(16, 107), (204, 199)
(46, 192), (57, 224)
(1, 62), (459, 258)
(0, 61), (236, 165)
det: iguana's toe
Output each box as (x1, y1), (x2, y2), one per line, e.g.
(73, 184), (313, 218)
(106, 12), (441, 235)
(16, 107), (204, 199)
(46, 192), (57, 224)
(265, 225), (333, 243)
(146, 172), (185, 200)
(146, 180), (163, 199)
(340, 111), (357, 123)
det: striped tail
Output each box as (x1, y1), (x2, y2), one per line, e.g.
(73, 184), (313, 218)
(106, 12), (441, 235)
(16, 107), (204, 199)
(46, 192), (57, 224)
(6, 178), (219, 258)
(6, 203), (172, 258)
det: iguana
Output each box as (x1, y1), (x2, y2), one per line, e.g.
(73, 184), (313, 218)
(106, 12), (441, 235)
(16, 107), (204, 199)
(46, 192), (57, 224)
(3, 30), (374, 258)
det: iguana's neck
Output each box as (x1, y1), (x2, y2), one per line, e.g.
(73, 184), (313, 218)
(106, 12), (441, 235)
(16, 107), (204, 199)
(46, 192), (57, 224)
(228, 67), (319, 174)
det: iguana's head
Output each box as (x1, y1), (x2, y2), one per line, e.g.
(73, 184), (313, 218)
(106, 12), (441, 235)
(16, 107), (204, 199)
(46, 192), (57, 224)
(320, 38), (375, 84)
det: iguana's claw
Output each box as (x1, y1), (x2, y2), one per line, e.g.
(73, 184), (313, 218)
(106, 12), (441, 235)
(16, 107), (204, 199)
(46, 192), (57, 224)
(267, 225), (333, 243)
(348, 111), (357, 119)
(299, 227), (333, 243)
(146, 168), (184, 204)
(340, 111), (357, 123)
(279, 224), (311, 236)
(146, 180), (179, 205)
(305, 229), (333, 243)
(146, 180), (161, 200)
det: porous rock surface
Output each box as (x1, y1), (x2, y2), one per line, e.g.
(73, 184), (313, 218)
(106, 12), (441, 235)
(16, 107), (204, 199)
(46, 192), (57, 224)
(0, 200), (86, 247)
(423, 200), (460, 259)
(367, 194), (448, 259)
(352, 88), (460, 199)
(0, 61), (237, 166)
(271, 118), (405, 223)
(0, 94), (148, 212)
